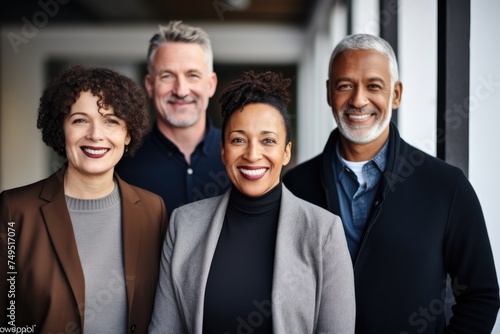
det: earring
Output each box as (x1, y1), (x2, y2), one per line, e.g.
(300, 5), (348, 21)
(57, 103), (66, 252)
(125, 145), (129, 153)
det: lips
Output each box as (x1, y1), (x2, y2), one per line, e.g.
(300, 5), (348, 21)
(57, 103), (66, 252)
(82, 146), (109, 158)
(238, 167), (268, 180)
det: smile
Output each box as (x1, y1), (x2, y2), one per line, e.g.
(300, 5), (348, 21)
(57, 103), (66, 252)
(82, 147), (109, 157)
(347, 113), (372, 120)
(239, 168), (267, 176)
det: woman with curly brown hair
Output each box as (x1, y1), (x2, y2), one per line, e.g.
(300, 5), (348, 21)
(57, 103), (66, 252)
(0, 64), (168, 333)
(149, 71), (355, 333)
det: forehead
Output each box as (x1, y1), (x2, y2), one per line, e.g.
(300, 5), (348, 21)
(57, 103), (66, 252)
(152, 42), (209, 70)
(330, 49), (391, 80)
(226, 103), (285, 131)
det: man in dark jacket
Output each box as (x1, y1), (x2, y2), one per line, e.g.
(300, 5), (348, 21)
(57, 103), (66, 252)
(283, 33), (500, 333)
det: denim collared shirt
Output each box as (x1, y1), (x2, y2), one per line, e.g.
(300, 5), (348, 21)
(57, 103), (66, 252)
(333, 139), (388, 260)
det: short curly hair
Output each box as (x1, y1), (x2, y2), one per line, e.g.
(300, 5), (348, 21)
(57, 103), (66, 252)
(219, 70), (292, 145)
(37, 64), (149, 157)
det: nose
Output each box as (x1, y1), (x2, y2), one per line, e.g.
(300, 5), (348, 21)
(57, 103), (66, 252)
(86, 122), (104, 141)
(243, 140), (261, 162)
(173, 76), (189, 97)
(349, 87), (369, 109)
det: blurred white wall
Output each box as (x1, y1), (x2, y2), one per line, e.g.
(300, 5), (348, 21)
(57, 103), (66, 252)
(470, 1), (500, 331)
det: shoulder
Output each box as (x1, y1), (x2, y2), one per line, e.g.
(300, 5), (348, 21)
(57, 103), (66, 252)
(281, 186), (341, 229)
(284, 186), (337, 217)
(116, 175), (164, 206)
(399, 140), (467, 182)
(173, 193), (227, 219)
(1, 173), (60, 202)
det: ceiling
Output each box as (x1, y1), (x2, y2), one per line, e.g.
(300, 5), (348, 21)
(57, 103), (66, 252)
(1, 0), (317, 26)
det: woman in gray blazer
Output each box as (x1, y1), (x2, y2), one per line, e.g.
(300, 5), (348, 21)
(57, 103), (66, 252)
(149, 71), (355, 333)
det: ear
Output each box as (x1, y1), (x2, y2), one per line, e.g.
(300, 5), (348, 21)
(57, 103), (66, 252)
(144, 74), (154, 99)
(391, 81), (403, 109)
(326, 79), (332, 107)
(282, 142), (292, 166)
(125, 133), (131, 146)
(207, 72), (218, 98)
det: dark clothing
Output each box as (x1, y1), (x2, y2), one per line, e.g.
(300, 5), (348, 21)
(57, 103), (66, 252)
(116, 119), (230, 214)
(283, 123), (500, 333)
(203, 184), (280, 333)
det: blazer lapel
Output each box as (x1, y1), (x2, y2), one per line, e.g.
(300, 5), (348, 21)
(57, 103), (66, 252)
(116, 175), (142, 316)
(271, 186), (304, 332)
(190, 191), (231, 334)
(40, 169), (85, 326)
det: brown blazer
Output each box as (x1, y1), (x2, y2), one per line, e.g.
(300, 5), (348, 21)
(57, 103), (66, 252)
(0, 167), (168, 333)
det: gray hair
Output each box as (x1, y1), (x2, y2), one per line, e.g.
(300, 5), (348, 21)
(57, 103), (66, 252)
(147, 21), (214, 73)
(329, 34), (399, 85)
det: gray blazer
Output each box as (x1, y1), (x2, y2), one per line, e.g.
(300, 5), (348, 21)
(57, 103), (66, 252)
(148, 185), (355, 334)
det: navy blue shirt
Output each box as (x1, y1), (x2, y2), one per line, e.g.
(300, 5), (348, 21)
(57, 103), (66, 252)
(116, 119), (230, 214)
(333, 140), (388, 260)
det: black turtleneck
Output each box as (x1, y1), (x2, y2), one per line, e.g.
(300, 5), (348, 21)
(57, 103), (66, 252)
(203, 183), (282, 334)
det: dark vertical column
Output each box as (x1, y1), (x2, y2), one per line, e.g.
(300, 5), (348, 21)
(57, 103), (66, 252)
(379, 0), (399, 125)
(437, 0), (470, 176)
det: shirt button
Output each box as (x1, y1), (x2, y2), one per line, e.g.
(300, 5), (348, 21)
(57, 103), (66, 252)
(374, 200), (380, 206)
(187, 168), (193, 175)
(131, 325), (136, 332)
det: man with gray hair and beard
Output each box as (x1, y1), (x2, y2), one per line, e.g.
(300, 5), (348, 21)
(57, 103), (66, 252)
(117, 21), (230, 213)
(283, 33), (499, 333)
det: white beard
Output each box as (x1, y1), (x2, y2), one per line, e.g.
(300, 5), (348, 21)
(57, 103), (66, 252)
(334, 92), (393, 144)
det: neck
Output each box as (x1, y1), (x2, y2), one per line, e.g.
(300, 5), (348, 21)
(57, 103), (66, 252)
(64, 167), (116, 199)
(157, 118), (206, 164)
(339, 129), (389, 162)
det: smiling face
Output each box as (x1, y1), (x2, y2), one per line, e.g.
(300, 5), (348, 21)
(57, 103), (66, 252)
(327, 49), (402, 148)
(221, 103), (292, 198)
(145, 42), (217, 130)
(63, 91), (130, 179)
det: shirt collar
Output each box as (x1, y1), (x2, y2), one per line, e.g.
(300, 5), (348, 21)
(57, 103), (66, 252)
(334, 136), (390, 175)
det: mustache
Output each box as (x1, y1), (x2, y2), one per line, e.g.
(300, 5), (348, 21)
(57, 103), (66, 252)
(166, 95), (196, 103)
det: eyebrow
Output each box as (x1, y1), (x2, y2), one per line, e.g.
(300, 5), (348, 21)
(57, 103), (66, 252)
(335, 76), (387, 85)
(68, 111), (117, 118)
(229, 130), (278, 136)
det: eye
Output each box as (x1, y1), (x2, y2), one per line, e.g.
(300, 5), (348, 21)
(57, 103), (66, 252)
(367, 84), (382, 90)
(230, 137), (245, 144)
(160, 73), (173, 80)
(105, 118), (120, 125)
(337, 83), (353, 91)
(72, 118), (87, 124)
(188, 72), (201, 80)
(262, 138), (277, 145)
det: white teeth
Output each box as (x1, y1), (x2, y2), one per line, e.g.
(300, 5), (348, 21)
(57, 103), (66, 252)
(239, 168), (266, 176)
(348, 114), (370, 120)
(83, 148), (108, 155)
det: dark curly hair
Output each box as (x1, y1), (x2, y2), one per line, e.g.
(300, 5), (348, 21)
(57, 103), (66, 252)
(37, 64), (149, 157)
(218, 70), (292, 145)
